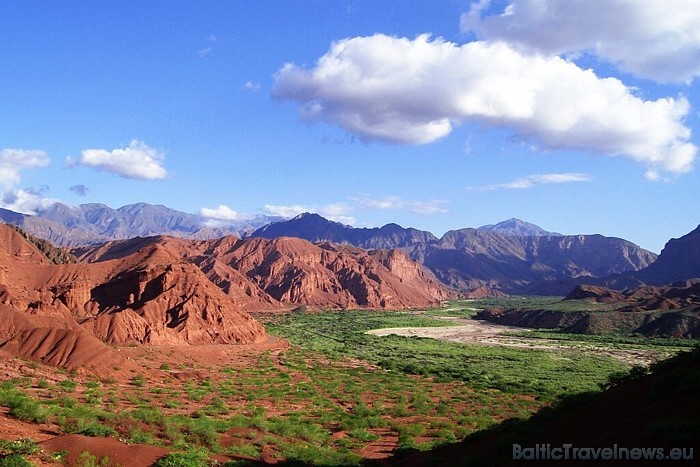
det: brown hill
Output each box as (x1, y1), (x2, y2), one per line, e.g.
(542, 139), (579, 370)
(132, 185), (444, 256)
(0, 225), (267, 369)
(1, 224), (449, 367)
(476, 281), (700, 337)
(199, 236), (448, 309)
(76, 234), (450, 310)
(565, 280), (700, 312)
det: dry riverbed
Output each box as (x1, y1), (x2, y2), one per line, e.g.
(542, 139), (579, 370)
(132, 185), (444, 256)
(367, 317), (667, 366)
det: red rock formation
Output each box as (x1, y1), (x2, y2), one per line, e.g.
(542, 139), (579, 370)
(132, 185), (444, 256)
(0, 225), (267, 369)
(205, 237), (450, 309)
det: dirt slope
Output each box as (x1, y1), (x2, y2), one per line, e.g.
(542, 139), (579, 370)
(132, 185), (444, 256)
(0, 225), (267, 369)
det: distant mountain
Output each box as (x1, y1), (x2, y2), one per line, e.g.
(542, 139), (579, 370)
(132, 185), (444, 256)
(413, 229), (657, 295)
(0, 202), (281, 246)
(605, 224), (700, 289)
(249, 212), (438, 249)
(0, 205), (665, 296)
(249, 213), (657, 295)
(478, 218), (561, 236)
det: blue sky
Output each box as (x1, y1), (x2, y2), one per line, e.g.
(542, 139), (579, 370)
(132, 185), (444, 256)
(1, 0), (698, 253)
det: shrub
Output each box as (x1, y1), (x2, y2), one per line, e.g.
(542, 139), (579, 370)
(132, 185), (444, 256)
(153, 449), (211, 467)
(0, 454), (33, 467)
(59, 379), (78, 392)
(0, 388), (47, 423)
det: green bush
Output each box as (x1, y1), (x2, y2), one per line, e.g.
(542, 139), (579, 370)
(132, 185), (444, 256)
(0, 454), (33, 467)
(0, 388), (47, 423)
(153, 449), (211, 467)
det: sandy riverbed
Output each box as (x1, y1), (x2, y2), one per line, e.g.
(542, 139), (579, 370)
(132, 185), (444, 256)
(367, 317), (666, 366)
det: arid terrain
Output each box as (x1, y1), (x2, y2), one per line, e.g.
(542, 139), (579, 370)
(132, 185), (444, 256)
(1, 224), (698, 466)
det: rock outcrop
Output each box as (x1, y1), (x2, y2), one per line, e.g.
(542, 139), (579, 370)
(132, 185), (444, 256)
(0, 225), (268, 369)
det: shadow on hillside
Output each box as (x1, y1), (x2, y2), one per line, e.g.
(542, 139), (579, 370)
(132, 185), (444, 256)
(245, 347), (700, 467)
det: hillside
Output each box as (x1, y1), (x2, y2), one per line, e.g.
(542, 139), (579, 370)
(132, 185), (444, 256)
(77, 234), (450, 310)
(393, 347), (700, 466)
(1, 205), (664, 296)
(605, 224), (700, 289)
(477, 218), (562, 236)
(0, 225), (267, 369)
(250, 214), (657, 295)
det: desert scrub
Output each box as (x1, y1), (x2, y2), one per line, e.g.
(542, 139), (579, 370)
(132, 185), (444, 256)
(0, 438), (41, 465)
(0, 384), (48, 423)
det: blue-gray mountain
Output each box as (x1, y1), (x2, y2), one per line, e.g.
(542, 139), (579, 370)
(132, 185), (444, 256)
(0, 202), (282, 246)
(250, 212), (438, 249)
(3, 206), (685, 295)
(478, 218), (562, 236)
(250, 213), (658, 294)
(604, 224), (700, 290)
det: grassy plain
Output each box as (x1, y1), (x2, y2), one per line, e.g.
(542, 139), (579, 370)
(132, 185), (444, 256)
(1, 299), (695, 465)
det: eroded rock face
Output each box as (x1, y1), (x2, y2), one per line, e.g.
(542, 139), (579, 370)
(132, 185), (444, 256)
(81, 261), (267, 345)
(79, 234), (452, 309)
(565, 280), (700, 312)
(0, 225), (268, 369)
(202, 237), (450, 309)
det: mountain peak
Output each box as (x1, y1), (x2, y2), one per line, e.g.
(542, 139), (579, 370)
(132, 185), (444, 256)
(250, 213), (436, 248)
(478, 218), (561, 237)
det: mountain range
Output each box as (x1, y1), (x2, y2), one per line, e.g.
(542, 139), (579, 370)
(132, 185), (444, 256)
(251, 213), (658, 295)
(0, 202), (282, 246)
(2, 202), (699, 295)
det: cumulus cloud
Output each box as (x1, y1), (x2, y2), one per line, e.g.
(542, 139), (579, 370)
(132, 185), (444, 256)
(460, 0), (700, 83)
(1, 189), (57, 214)
(68, 140), (167, 180)
(0, 148), (54, 214)
(0, 149), (50, 189)
(200, 204), (241, 221)
(69, 184), (89, 196)
(472, 172), (592, 191)
(274, 34), (696, 176)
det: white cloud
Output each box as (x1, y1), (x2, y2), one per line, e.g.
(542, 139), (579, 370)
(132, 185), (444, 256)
(1, 188), (57, 214)
(356, 195), (404, 210)
(460, 0), (700, 83)
(197, 34), (217, 58)
(68, 140), (167, 180)
(244, 81), (261, 91)
(409, 200), (449, 215)
(0, 149), (50, 189)
(274, 34), (696, 176)
(200, 204), (240, 221)
(473, 172), (592, 191)
(352, 195), (448, 214)
(263, 204), (314, 218)
(0, 149), (54, 214)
